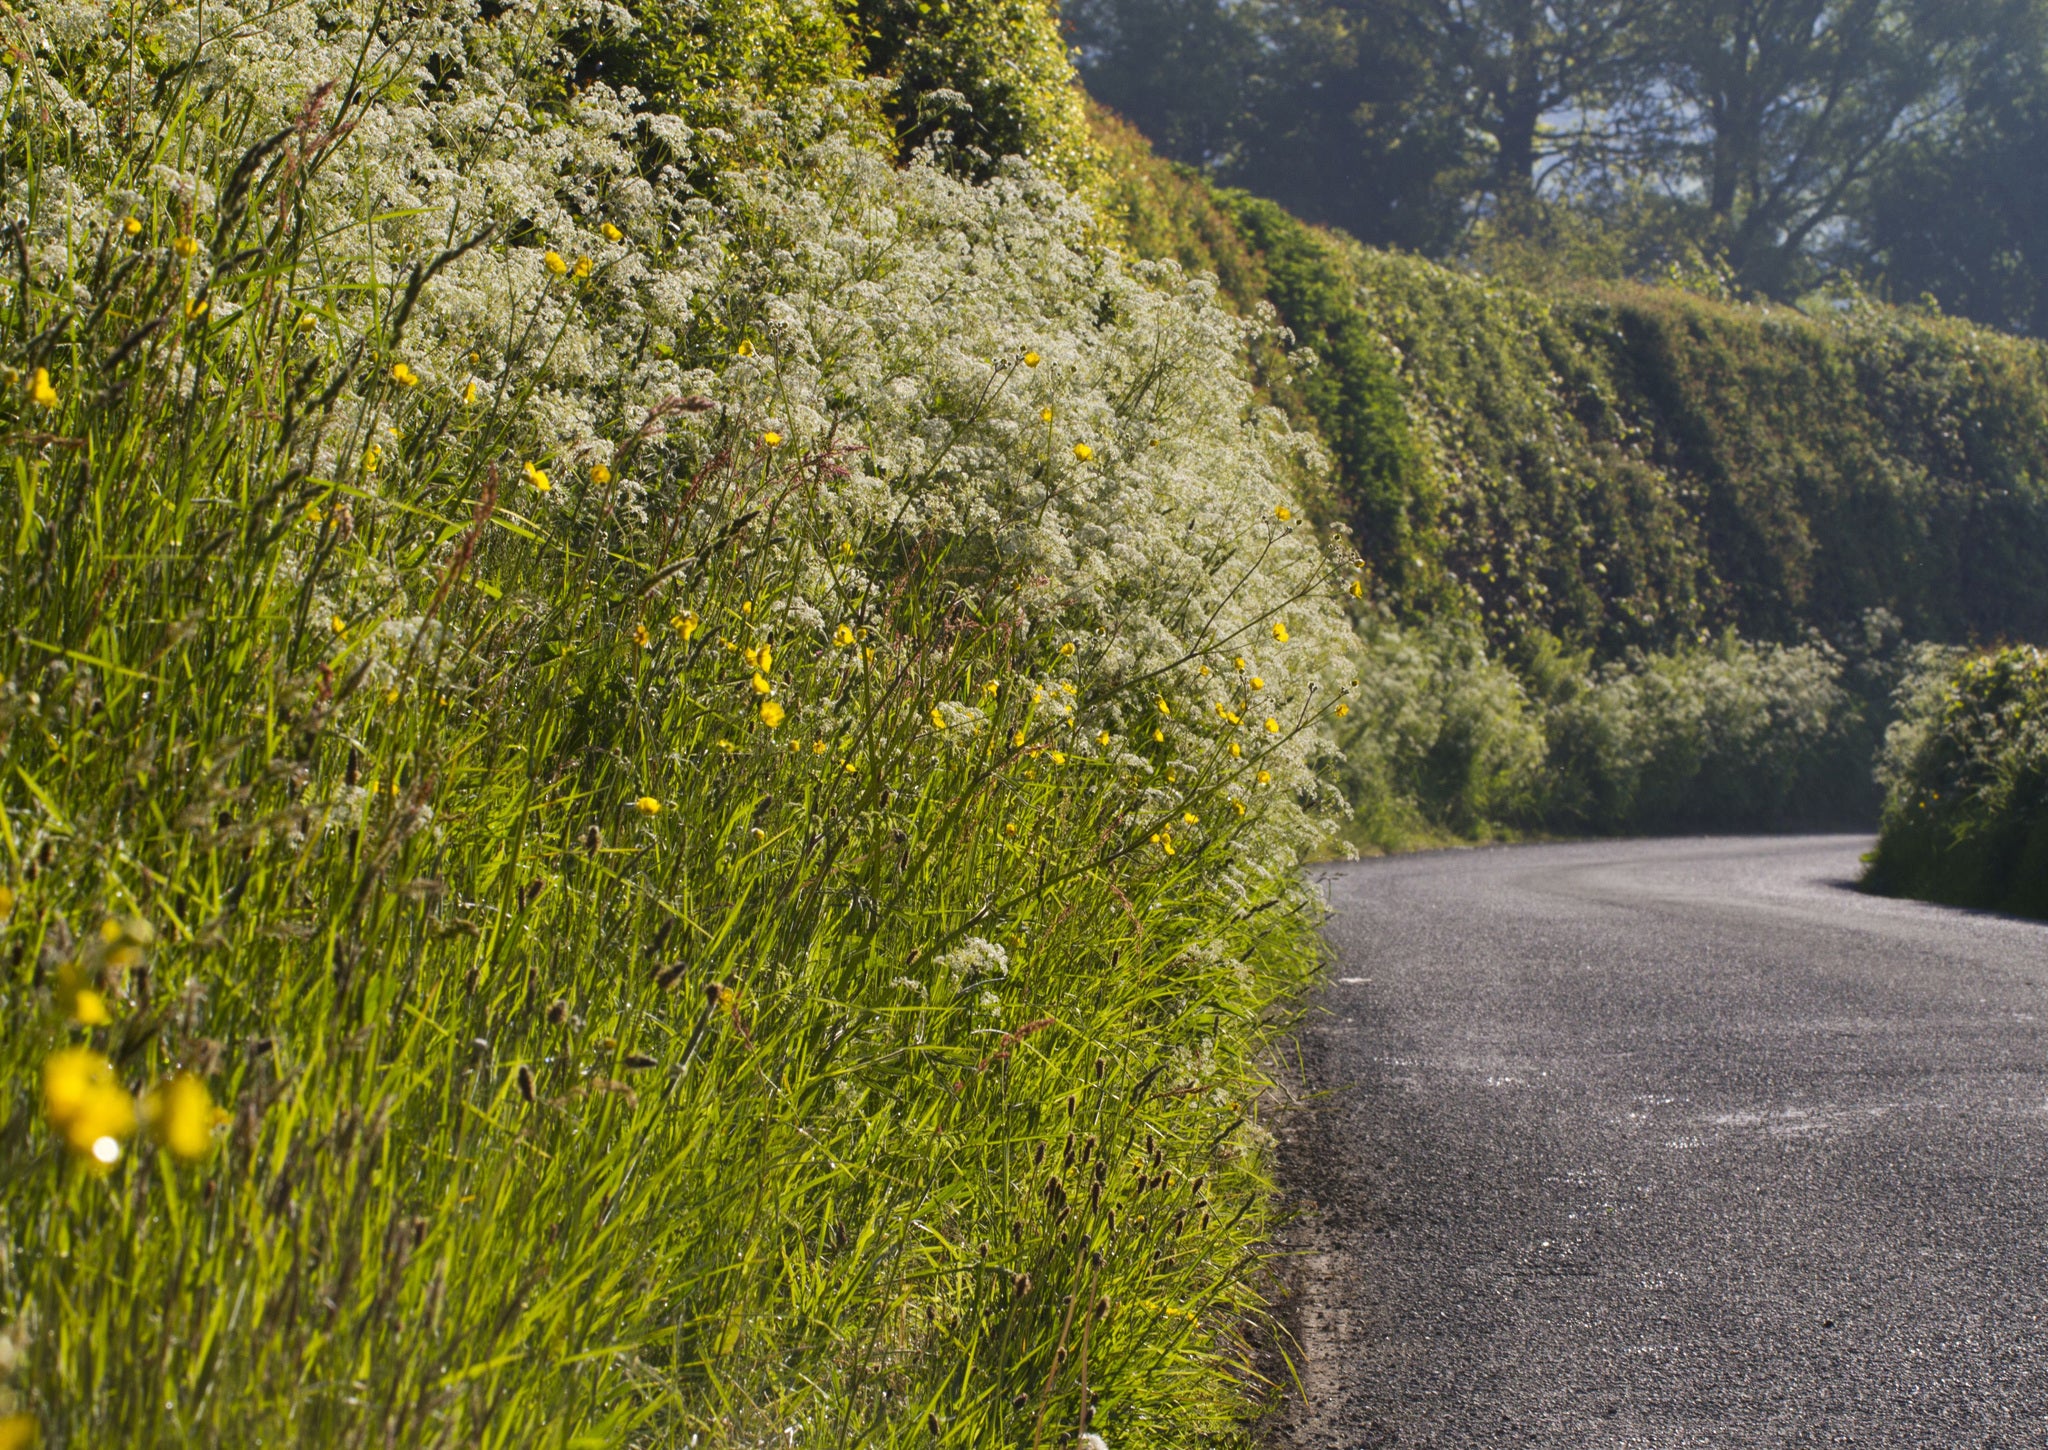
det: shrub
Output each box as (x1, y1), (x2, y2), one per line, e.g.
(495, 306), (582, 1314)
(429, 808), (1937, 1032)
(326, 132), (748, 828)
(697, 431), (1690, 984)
(0, 0), (1356, 1440)
(1867, 647), (2048, 916)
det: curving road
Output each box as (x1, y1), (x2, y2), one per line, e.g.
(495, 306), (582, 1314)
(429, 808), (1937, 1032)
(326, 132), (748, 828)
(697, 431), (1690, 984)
(1274, 836), (2048, 1449)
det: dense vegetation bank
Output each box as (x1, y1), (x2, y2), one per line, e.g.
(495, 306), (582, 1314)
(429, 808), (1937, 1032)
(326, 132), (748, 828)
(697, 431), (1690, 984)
(0, 0), (1359, 1442)
(1868, 647), (2048, 919)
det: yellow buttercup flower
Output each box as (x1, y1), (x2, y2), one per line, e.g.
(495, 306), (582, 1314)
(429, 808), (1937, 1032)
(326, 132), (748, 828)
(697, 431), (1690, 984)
(1257, 769), (1272, 784)
(1336, 703), (1351, 717)
(28, 368), (57, 408)
(572, 256), (592, 279)
(544, 250), (568, 276)
(736, 339), (755, 357)
(1250, 676), (1265, 690)
(1152, 728), (1165, 743)
(1274, 505), (1292, 521)
(1156, 697), (1171, 716)
(1184, 812), (1200, 825)
(601, 222), (624, 242)
(1234, 656), (1247, 670)
(1049, 751), (1066, 765)
(1073, 443), (1093, 462)
(1059, 641), (1075, 657)
(330, 615), (347, 635)
(673, 610), (700, 639)
(1349, 579), (1365, 598)
(390, 362), (420, 387)
(1231, 798), (1246, 816)
(122, 215), (142, 235)
(635, 796), (662, 816)
(1229, 741), (1241, 757)
(297, 312), (319, 332)
(1023, 351), (1041, 367)
(524, 461), (550, 492)
(173, 235), (198, 258)
(590, 464), (613, 485)
(1040, 407), (1054, 423)
(54, 960), (109, 1026)
(762, 431), (782, 447)
(1265, 717), (1280, 734)
(983, 680), (999, 696)
(1097, 731), (1111, 746)
(760, 699), (786, 728)
(932, 708), (948, 730)
(463, 381), (479, 404)
(184, 296), (209, 321)
(1272, 622), (1289, 643)
(1013, 730), (1027, 747)
(752, 672), (773, 695)
(632, 624), (651, 649)
(42, 1047), (135, 1165)
(833, 624), (855, 647)
(141, 1073), (220, 1162)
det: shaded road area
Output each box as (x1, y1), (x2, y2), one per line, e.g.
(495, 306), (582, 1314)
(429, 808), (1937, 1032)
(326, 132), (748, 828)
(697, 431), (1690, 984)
(1275, 837), (2048, 1448)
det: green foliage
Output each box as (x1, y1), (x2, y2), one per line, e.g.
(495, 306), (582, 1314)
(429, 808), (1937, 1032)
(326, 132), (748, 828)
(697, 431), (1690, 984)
(1089, 106), (1270, 312)
(856, 0), (1099, 185)
(0, 0), (1359, 1440)
(1335, 622), (1869, 849)
(1868, 646), (2048, 917)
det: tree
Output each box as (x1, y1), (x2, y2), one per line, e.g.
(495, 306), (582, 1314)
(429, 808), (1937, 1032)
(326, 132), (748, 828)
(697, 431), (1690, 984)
(1622, 0), (1996, 295)
(1851, 0), (2048, 335)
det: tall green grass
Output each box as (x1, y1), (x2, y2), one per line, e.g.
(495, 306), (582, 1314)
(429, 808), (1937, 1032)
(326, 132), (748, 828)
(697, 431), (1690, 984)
(0, 4), (1355, 1442)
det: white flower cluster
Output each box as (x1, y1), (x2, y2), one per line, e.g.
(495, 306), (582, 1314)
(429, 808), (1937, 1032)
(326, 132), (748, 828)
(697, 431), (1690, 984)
(11, 0), (1358, 865)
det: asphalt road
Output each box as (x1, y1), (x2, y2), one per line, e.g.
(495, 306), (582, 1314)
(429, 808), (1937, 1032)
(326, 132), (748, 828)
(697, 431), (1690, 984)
(1273, 836), (2048, 1449)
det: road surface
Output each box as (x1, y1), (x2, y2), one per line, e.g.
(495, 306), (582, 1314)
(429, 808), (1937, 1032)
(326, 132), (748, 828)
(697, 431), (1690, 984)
(1274, 836), (2048, 1449)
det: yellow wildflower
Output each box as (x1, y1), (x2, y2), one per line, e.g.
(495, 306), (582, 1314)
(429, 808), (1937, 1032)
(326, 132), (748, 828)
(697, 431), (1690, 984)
(1005, 822), (1019, 836)
(1336, 703), (1351, 717)
(42, 1047), (135, 1165)
(463, 381), (479, 404)
(635, 796), (662, 816)
(673, 611), (700, 639)
(1152, 728), (1165, 743)
(1265, 717), (1280, 734)
(1349, 579), (1365, 598)
(760, 699), (786, 728)
(1061, 682), (1077, 695)
(1060, 641), (1076, 657)
(752, 672), (773, 695)
(572, 256), (592, 278)
(54, 960), (109, 1026)
(1275, 505), (1292, 521)
(544, 250), (568, 276)
(1013, 730), (1027, 747)
(390, 362), (420, 387)
(984, 680), (999, 696)
(1023, 351), (1041, 367)
(330, 615), (347, 635)
(1097, 731), (1111, 746)
(1250, 676), (1265, 690)
(601, 222), (624, 242)
(833, 624), (855, 647)
(1184, 812), (1200, 825)
(141, 1073), (220, 1162)
(1040, 407), (1054, 423)
(1272, 622), (1289, 643)
(590, 464), (612, 485)
(28, 368), (57, 408)
(632, 624), (651, 649)
(1229, 741), (1241, 758)
(185, 296), (209, 321)
(1231, 798), (1246, 816)
(932, 708), (948, 730)
(122, 215), (142, 235)
(1257, 769), (1272, 785)
(1235, 656), (1247, 670)
(524, 461), (550, 492)
(1073, 443), (1093, 462)
(297, 312), (319, 331)
(762, 431), (783, 447)
(173, 235), (198, 258)
(1049, 751), (1066, 765)
(736, 339), (755, 357)
(1161, 835), (1176, 856)
(1156, 697), (1171, 717)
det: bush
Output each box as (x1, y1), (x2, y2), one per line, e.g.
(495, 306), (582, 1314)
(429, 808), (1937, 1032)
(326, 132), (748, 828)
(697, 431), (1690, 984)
(0, 0), (1357, 1440)
(1867, 647), (2048, 916)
